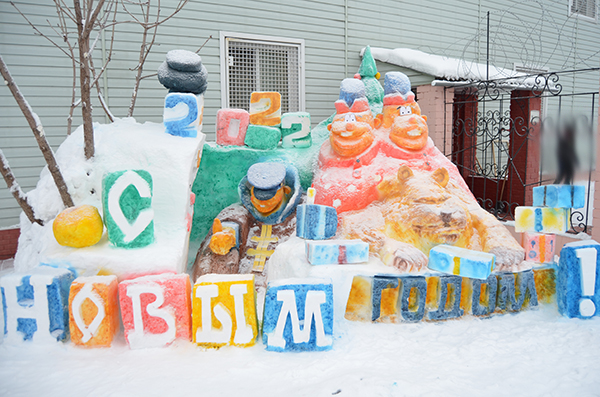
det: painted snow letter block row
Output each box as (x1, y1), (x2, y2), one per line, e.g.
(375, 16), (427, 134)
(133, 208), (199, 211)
(164, 92), (204, 138)
(192, 274), (258, 348)
(522, 232), (556, 264)
(296, 203), (337, 240)
(305, 239), (369, 265)
(69, 275), (119, 347)
(263, 279), (334, 352)
(119, 273), (191, 349)
(557, 240), (600, 319)
(532, 184), (585, 209)
(102, 170), (154, 248)
(217, 111), (312, 150)
(428, 245), (495, 280)
(1, 266), (74, 344)
(345, 271), (538, 323)
(514, 206), (569, 234)
(216, 91), (311, 150)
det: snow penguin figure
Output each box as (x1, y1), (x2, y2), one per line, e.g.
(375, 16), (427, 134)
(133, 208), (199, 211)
(192, 162), (302, 290)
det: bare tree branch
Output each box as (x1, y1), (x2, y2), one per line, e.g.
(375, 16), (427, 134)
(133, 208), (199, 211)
(52, 1), (80, 135)
(89, 53), (115, 122)
(87, 0), (107, 33)
(0, 149), (44, 225)
(0, 56), (74, 209)
(73, 0), (98, 159)
(125, 0), (189, 117)
(11, 2), (75, 60)
(195, 35), (212, 54)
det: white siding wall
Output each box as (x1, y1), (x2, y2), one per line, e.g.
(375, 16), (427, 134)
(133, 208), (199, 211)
(1, 0), (598, 227)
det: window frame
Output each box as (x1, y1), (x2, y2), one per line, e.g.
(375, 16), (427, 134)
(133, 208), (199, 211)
(569, 0), (598, 22)
(219, 31), (306, 112)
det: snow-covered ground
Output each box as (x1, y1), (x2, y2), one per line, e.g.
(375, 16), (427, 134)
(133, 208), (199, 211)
(1, 304), (600, 397)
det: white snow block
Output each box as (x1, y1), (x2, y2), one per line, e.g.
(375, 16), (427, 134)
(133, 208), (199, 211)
(15, 119), (205, 278)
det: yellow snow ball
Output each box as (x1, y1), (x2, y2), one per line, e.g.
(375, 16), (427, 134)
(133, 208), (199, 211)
(53, 205), (104, 248)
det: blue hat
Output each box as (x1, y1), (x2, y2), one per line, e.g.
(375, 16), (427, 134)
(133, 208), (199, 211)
(384, 72), (411, 96)
(247, 162), (286, 200)
(339, 78), (366, 107)
(239, 163), (302, 225)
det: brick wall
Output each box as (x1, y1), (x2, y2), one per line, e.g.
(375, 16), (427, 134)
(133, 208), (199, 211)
(0, 228), (20, 260)
(416, 85), (454, 156)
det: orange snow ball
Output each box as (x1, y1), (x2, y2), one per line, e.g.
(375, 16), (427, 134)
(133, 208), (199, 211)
(53, 205), (104, 248)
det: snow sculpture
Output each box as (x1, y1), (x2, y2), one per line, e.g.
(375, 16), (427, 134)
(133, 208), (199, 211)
(192, 162), (302, 288)
(249, 92), (281, 126)
(533, 184), (585, 208)
(522, 232), (555, 264)
(296, 202), (337, 240)
(557, 241), (600, 318)
(495, 270), (538, 312)
(327, 78), (377, 158)
(52, 204), (104, 248)
(428, 244), (496, 280)
(158, 49), (208, 95)
(192, 274), (258, 348)
(118, 273), (192, 349)
(465, 275), (498, 316)
(216, 108), (250, 146)
(339, 166), (524, 271)
(159, 50), (208, 138)
(305, 239), (369, 265)
(0, 266), (74, 343)
(427, 275), (464, 320)
(345, 270), (536, 323)
(355, 45), (384, 115)
(102, 170), (154, 248)
(244, 124), (282, 150)
(262, 278), (333, 352)
(313, 71), (472, 215)
(281, 112), (311, 148)
(163, 92), (204, 138)
(515, 206), (569, 234)
(69, 275), (119, 347)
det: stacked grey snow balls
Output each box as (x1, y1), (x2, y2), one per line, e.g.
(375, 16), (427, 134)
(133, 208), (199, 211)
(157, 49), (208, 94)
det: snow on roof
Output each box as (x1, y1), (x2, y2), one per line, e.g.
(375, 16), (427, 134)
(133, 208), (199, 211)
(363, 47), (532, 84)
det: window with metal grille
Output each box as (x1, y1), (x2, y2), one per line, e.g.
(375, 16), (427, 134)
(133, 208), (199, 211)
(570, 0), (597, 21)
(220, 32), (305, 113)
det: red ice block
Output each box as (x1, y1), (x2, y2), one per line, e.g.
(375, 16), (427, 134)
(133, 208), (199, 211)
(216, 108), (250, 146)
(118, 273), (191, 349)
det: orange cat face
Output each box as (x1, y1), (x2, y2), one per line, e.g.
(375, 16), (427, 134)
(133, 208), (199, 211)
(328, 109), (375, 157)
(379, 102), (428, 151)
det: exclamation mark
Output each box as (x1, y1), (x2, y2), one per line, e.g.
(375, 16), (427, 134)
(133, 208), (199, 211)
(575, 247), (598, 317)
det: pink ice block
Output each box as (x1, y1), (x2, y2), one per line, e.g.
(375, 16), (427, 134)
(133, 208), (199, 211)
(216, 109), (250, 146)
(522, 232), (556, 264)
(118, 273), (192, 349)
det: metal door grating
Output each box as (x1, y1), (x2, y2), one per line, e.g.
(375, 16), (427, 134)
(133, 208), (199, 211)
(226, 39), (300, 113)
